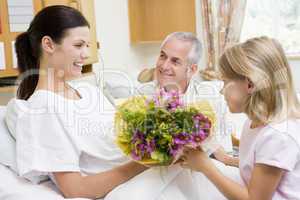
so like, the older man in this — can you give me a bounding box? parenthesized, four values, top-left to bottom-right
(138, 32, 222, 105)
(155, 32, 201, 92)
(137, 32, 238, 167)
(138, 32, 202, 101)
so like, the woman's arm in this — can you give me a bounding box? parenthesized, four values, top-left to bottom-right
(54, 161, 147, 199)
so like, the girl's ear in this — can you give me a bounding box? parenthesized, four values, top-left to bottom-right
(246, 78, 255, 94)
(41, 36, 56, 54)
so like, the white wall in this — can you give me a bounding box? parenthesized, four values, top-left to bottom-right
(290, 60, 300, 92)
(93, 0, 205, 82)
(93, 0, 157, 81)
(93, 0, 299, 91)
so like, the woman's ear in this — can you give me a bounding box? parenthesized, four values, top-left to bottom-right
(41, 36, 55, 54)
(246, 78, 255, 94)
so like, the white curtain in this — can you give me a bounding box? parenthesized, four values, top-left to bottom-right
(199, 0, 247, 80)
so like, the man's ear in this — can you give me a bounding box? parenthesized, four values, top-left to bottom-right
(41, 36, 56, 54)
(188, 64, 198, 76)
(246, 78, 255, 94)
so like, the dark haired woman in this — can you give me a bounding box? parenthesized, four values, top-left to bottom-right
(6, 5, 206, 200)
(6, 5, 149, 199)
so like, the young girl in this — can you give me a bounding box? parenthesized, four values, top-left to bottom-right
(181, 36, 300, 200)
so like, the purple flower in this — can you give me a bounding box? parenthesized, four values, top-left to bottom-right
(146, 139, 156, 153)
(190, 130, 209, 147)
(202, 121, 212, 129)
(193, 114, 212, 131)
(136, 143, 147, 154)
(193, 114, 205, 122)
(131, 151, 142, 160)
(153, 88, 184, 111)
(132, 130, 145, 143)
(173, 132, 192, 145)
(131, 130, 146, 160)
(167, 99, 183, 111)
(169, 143, 181, 156)
(131, 130, 158, 161)
(153, 96, 161, 107)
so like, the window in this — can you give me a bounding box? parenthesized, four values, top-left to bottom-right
(240, 0, 300, 58)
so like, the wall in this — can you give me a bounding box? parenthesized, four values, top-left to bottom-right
(93, 0, 204, 84)
(93, 0, 156, 82)
(290, 60, 300, 92)
(93, 0, 299, 91)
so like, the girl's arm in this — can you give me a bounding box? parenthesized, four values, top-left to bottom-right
(203, 163, 283, 200)
(213, 147, 239, 167)
(182, 148, 284, 200)
(247, 164, 284, 200)
(53, 161, 147, 199)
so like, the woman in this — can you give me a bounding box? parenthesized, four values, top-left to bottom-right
(7, 5, 208, 200)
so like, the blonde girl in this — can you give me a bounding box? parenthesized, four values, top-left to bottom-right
(181, 36, 300, 200)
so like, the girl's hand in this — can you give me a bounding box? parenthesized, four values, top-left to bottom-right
(212, 146, 228, 164)
(180, 146, 215, 174)
(213, 147, 239, 167)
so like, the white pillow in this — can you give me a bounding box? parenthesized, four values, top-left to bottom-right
(0, 106, 17, 171)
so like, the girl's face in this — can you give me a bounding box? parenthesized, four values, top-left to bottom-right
(220, 78, 251, 113)
(50, 26, 90, 80)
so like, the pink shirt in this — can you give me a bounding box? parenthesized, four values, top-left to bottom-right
(239, 119, 300, 199)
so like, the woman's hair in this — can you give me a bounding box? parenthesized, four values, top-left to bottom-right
(15, 5, 90, 100)
(219, 36, 300, 124)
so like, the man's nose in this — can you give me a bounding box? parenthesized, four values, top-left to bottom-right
(161, 59, 171, 70)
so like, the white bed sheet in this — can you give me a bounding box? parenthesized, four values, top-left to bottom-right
(0, 164, 92, 200)
(0, 161, 240, 200)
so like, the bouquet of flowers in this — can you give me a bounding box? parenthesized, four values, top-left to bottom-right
(115, 89, 216, 165)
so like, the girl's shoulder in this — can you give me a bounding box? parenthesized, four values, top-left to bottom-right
(258, 119, 300, 148)
(267, 119, 300, 136)
(252, 119, 300, 172)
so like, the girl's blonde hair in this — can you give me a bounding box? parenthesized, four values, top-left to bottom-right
(219, 36, 300, 124)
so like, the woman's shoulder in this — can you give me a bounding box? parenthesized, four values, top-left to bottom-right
(5, 90, 65, 121)
(5, 98, 28, 138)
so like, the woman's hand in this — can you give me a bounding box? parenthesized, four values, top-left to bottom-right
(180, 146, 215, 174)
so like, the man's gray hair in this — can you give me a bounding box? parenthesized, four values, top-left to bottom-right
(161, 32, 202, 65)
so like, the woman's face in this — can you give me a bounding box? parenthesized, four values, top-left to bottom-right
(220, 78, 250, 113)
(50, 26, 90, 80)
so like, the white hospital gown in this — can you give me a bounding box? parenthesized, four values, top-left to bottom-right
(8, 82, 236, 200)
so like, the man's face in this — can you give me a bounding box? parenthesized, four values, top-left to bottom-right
(156, 38, 195, 92)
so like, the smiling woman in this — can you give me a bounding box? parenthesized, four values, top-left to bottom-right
(15, 5, 91, 100)
(9, 5, 151, 199)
